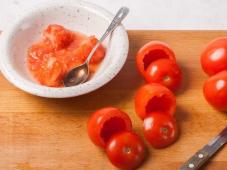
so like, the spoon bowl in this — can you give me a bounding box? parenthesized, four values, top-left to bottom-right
(63, 64, 89, 87)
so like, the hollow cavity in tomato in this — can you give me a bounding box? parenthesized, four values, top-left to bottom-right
(87, 107, 132, 148)
(201, 37, 227, 76)
(143, 112, 179, 149)
(203, 70, 227, 111)
(144, 58, 182, 91)
(136, 41, 176, 76)
(106, 131, 146, 170)
(135, 83, 176, 120)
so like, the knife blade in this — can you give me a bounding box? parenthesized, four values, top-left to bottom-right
(179, 126, 227, 170)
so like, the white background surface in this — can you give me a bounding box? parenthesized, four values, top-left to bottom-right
(1, 0, 227, 30)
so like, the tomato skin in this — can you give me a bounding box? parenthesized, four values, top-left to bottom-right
(135, 83, 176, 120)
(136, 41, 176, 76)
(203, 70, 227, 111)
(201, 37, 227, 76)
(143, 112, 178, 149)
(87, 107, 132, 148)
(106, 131, 146, 170)
(144, 59, 182, 91)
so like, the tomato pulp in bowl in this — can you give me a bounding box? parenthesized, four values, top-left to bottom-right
(27, 24, 106, 87)
(0, 1, 129, 98)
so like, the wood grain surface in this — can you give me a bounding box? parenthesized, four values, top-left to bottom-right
(0, 31, 227, 170)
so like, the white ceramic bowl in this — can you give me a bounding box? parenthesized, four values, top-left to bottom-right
(0, 0, 129, 98)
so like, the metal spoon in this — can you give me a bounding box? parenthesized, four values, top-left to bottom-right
(63, 7, 129, 87)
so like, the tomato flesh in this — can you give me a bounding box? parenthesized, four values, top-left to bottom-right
(144, 58, 182, 91)
(143, 112, 178, 149)
(203, 70, 227, 111)
(106, 131, 146, 170)
(136, 41, 176, 76)
(135, 83, 176, 120)
(87, 107, 132, 148)
(27, 24, 105, 87)
(201, 37, 227, 76)
(43, 24, 74, 50)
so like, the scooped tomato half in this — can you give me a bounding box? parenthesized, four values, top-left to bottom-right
(87, 107, 132, 148)
(106, 131, 146, 170)
(203, 70, 227, 111)
(135, 83, 176, 120)
(136, 41, 176, 76)
(201, 37, 227, 76)
(143, 112, 179, 149)
(144, 58, 182, 91)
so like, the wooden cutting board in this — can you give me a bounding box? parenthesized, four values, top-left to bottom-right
(0, 31, 226, 170)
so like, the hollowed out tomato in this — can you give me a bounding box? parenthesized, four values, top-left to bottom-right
(87, 107, 132, 148)
(136, 41, 176, 76)
(135, 83, 176, 120)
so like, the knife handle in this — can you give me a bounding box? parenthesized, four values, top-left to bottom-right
(179, 146, 210, 170)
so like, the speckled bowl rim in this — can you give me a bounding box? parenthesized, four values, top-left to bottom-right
(0, 0, 129, 98)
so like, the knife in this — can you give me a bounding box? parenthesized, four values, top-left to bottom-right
(179, 126, 227, 170)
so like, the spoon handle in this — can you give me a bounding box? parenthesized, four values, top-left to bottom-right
(85, 7, 129, 63)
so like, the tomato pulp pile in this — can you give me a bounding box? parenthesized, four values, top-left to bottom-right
(27, 24, 105, 87)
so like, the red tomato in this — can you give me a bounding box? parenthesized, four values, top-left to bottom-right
(143, 112, 179, 149)
(135, 83, 176, 120)
(136, 41, 176, 76)
(201, 37, 227, 76)
(87, 107, 132, 148)
(144, 58, 182, 91)
(106, 131, 146, 170)
(203, 70, 227, 111)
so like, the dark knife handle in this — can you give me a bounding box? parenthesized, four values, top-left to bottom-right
(179, 127, 227, 170)
(179, 146, 210, 170)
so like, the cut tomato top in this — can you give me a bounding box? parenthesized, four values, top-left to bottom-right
(144, 58, 182, 91)
(27, 24, 106, 87)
